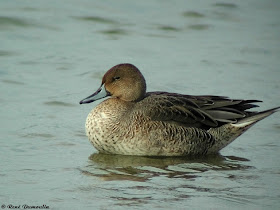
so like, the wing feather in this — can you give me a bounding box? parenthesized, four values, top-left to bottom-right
(139, 92, 261, 129)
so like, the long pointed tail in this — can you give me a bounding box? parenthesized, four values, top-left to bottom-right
(208, 106, 279, 153)
(232, 106, 280, 128)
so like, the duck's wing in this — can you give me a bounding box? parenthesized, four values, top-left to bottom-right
(141, 92, 261, 129)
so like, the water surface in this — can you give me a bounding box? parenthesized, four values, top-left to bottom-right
(1, 0, 280, 209)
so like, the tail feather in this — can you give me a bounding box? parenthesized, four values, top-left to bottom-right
(233, 106, 280, 128)
(208, 106, 279, 153)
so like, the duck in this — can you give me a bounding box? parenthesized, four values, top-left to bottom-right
(80, 63, 279, 156)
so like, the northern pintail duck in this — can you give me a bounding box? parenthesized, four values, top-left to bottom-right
(80, 63, 279, 156)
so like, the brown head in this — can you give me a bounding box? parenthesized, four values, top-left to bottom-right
(80, 63, 147, 104)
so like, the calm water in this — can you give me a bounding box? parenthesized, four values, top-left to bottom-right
(1, 0, 280, 209)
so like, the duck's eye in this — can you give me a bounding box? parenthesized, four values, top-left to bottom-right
(113, 76, 120, 81)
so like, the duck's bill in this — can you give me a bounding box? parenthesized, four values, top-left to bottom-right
(79, 84, 110, 104)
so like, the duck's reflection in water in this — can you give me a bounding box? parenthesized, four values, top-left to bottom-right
(80, 153, 252, 181)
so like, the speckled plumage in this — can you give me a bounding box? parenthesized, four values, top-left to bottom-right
(80, 63, 279, 156)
